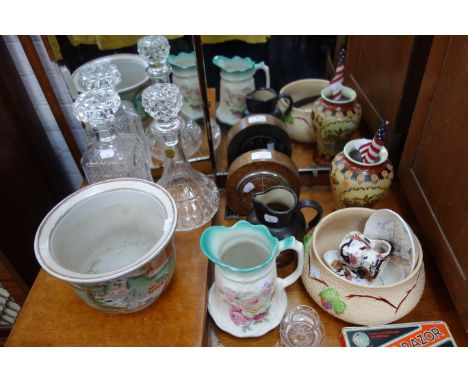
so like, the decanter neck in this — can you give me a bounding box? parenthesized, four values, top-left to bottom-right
(150, 115, 184, 136)
(86, 122, 117, 143)
(146, 63, 172, 84)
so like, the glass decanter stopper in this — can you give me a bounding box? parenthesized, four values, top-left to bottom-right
(142, 83, 219, 231)
(78, 62, 148, 155)
(137, 35, 172, 84)
(138, 35, 202, 160)
(73, 89, 153, 184)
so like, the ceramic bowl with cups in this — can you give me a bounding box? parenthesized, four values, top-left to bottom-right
(34, 179, 177, 313)
(301, 207, 425, 325)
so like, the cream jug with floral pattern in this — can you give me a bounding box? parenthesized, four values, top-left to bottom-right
(167, 52, 203, 120)
(200, 220, 303, 337)
(212, 56, 270, 126)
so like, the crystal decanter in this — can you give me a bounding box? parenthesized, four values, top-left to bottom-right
(73, 89, 153, 184)
(79, 62, 148, 153)
(137, 35, 202, 160)
(142, 83, 219, 231)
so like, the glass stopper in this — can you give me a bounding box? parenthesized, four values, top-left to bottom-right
(279, 305, 324, 347)
(137, 35, 170, 67)
(73, 89, 121, 124)
(79, 62, 121, 90)
(141, 83, 183, 123)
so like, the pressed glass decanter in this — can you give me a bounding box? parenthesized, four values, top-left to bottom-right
(79, 62, 148, 152)
(73, 88, 153, 184)
(137, 35, 202, 160)
(142, 83, 219, 231)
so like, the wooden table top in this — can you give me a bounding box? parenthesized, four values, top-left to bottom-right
(6, 225, 210, 346)
(6, 184, 468, 346)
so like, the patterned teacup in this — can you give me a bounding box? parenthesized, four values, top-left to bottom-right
(339, 231, 392, 280)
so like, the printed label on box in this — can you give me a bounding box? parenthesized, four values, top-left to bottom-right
(339, 321, 457, 347)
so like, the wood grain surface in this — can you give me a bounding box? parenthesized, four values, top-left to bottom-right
(399, 36, 468, 330)
(6, 225, 210, 346)
(205, 186, 468, 346)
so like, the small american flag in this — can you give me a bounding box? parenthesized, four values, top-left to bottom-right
(359, 121, 389, 163)
(330, 48, 346, 100)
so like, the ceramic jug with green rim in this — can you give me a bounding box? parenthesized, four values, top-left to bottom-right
(200, 220, 303, 337)
(212, 56, 270, 126)
(167, 52, 203, 121)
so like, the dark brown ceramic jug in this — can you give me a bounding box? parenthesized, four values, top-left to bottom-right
(247, 186, 322, 267)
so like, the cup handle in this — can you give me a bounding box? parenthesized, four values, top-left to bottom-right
(297, 200, 323, 233)
(276, 236, 304, 290)
(254, 62, 270, 88)
(277, 93, 293, 117)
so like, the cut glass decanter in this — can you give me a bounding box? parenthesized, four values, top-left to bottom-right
(73, 89, 153, 184)
(142, 83, 219, 231)
(138, 35, 202, 160)
(78, 62, 148, 156)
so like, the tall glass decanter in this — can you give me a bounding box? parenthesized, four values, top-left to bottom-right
(138, 35, 202, 160)
(79, 61, 147, 149)
(142, 83, 219, 231)
(73, 89, 153, 184)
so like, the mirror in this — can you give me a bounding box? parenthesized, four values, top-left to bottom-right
(52, 35, 214, 175)
(191, 36, 341, 186)
(51, 36, 343, 184)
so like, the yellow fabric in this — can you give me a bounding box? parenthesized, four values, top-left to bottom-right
(66, 35, 269, 51)
(45, 36, 63, 61)
(200, 35, 269, 44)
(67, 35, 146, 50)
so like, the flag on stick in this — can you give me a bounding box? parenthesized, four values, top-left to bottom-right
(330, 48, 346, 100)
(358, 121, 389, 163)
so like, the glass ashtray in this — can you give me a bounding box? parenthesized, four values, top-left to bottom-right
(280, 305, 324, 347)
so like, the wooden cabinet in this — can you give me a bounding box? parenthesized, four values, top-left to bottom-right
(399, 36, 468, 330)
(346, 36, 432, 165)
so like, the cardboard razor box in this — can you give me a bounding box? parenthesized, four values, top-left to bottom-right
(340, 321, 457, 347)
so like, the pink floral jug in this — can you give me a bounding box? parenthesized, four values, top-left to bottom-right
(200, 221, 303, 337)
(212, 56, 270, 126)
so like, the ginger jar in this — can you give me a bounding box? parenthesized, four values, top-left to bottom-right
(330, 139, 394, 208)
(311, 86, 362, 165)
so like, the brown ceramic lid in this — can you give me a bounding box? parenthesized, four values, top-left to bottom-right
(226, 149, 300, 215)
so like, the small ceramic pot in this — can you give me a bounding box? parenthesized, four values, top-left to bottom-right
(301, 208, 425, 326)
(333, 231, 392, 280)
(34, 179, 177, 313)
(330, 139, 394, 208)
(279, 79, 330, 143)
(311, 86, 362, 164)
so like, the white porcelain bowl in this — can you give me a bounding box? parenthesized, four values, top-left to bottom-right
(72, 54, 149, 97)
(35, 179, 177, 313)
(302, 208, 425, 325)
